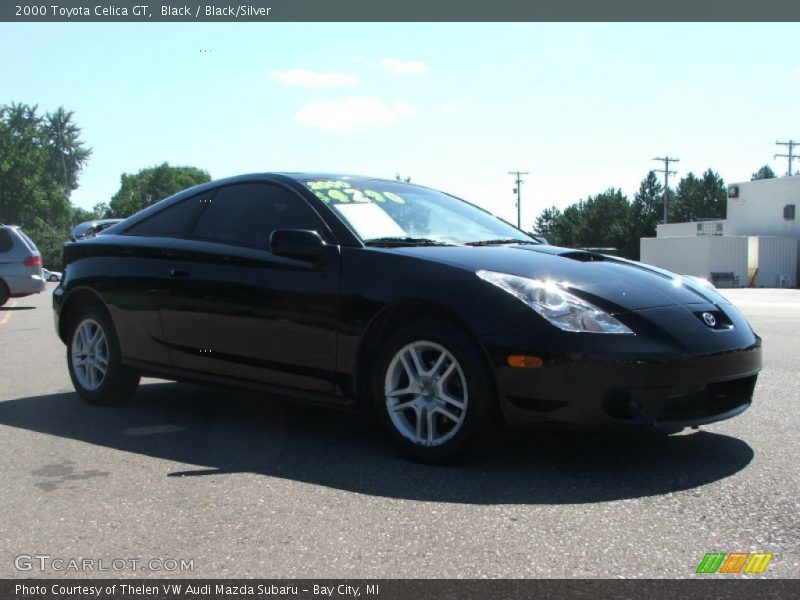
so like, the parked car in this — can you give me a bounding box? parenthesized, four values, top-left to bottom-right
(53, 174, 763, 462)
(42, 268, 62, 282)
(0, 224, 45, 306)
(69, 219, 123, 242)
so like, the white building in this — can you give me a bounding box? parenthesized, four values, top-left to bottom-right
(640, 176, 799, 288)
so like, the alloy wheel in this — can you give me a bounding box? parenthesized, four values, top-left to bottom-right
(384, 340, 468, 447)
(71, 318, 109, 391)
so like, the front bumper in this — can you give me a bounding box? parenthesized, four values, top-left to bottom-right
(486, 338, 762, 429)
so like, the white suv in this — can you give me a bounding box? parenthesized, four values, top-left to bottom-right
(0, 224, 46, 306)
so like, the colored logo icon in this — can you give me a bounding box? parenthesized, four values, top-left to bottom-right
(696, 552, 773, 574)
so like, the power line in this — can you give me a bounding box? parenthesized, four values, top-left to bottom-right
(653, 156, 679, 224)
(774, 140, 798, 177)
(508, 170, 529, 229)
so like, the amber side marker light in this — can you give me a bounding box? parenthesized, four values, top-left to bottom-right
(507, 355, 543, 368)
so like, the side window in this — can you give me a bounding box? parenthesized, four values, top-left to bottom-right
(189, 183, 325, 249)
(125, 196, 206, 238)
(0, 230, 13, 253)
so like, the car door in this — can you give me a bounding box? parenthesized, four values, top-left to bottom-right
(104, 194, 209, 367)
(160, 181, 340, 394)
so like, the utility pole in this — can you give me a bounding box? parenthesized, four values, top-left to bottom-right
(774, 140, 798, 176)
(508, 170, 529, 229)
(653, 156, 679, 224)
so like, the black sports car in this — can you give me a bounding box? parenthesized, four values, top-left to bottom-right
(53, 173, 762, 462)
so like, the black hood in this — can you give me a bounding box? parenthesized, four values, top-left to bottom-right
(378, 244, 724, 313)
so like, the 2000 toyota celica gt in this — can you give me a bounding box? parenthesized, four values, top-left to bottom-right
(53, 173, 762, 462)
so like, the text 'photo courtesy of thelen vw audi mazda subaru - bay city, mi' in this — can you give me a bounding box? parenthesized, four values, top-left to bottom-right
(52, 173, 762, 462)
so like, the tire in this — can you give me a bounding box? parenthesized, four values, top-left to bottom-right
(0, 281, 9, 307)
(67, 305, 139, 405)
(371, 319, 497, 463)
(49, 275, 58, 282)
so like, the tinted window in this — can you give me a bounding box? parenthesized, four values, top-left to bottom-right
(126, 196, 205, 238)
(0, 230, 12, 253)
(190, 183, 323, 248)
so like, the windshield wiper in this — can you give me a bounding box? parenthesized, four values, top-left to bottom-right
(364, 237, 454, 247)
(465, 238, 539, 246)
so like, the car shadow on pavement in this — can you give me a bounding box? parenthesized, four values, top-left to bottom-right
(0, 382, 754, 505)
(0, 306, 36, 311)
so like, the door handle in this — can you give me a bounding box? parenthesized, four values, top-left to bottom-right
(169, 269, 191, 278)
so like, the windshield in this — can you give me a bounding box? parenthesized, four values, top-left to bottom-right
(300, 178, 537, 246)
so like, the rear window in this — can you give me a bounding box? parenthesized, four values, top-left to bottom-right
(0, 229, 12, 253)
(15, 229, 40, 253)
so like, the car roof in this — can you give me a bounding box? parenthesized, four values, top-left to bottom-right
(203, 172, 400, 186)
(277, 172, 390, 182)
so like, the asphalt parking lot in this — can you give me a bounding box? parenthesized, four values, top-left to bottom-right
(0, 284, 798, 578)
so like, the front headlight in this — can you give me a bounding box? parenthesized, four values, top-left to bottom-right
(476, 270, 633, 334)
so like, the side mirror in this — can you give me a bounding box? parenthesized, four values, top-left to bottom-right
(269, 229, 326, 263)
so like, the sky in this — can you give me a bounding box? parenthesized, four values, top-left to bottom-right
(1, 22, 799, 228)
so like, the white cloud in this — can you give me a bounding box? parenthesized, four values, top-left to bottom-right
(293, 96, 418, 132)
(351, 55, 365, 63)
(440, 100, 464, 118)
(795, 65, 800, 75)
(269, 69, 358, 87)
(392, 100, 418, 119)
(379, 58, 430, 76)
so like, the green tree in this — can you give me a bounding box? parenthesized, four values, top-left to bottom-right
(0, 102, 91, 268)
(554, 204, 586, 248)
(70, 203, 110, 224)
(751, 165, 776, 181)
(533, 190, 632, 255)
(671, 169, 726, 222)
(578, 188, 631, 252)
(109, 162, 211, 217)
(697, 169, 727, 219)
(672, 172, 701, 222)
(45, 106, 92, 192)
(629, 171, 664, 258)
(533, 206, 562, 242)
(91, 202, 111, 219)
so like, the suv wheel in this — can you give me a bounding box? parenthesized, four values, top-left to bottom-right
(0, 281, 9, 307)
(67, 306, 139, 405)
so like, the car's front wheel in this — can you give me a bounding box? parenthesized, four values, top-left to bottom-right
(371, 320, 496, 463)
(67, 306, 139, 405)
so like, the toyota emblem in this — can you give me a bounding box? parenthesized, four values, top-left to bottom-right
(702, 312, 717, 328)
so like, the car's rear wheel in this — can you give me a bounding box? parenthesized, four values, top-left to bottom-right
(67, 306, 139, 405)
(0, 281, 9, 307)
(371, 320, 496, 463)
